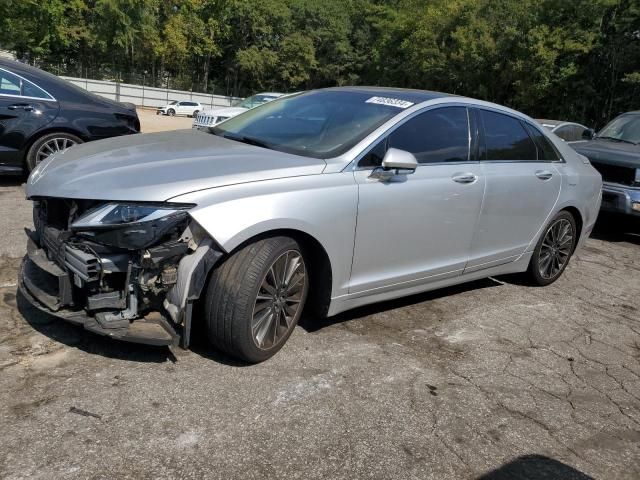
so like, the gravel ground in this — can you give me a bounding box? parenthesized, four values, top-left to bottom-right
(0, 117, 638, 479)
(138, 108, 194, 133)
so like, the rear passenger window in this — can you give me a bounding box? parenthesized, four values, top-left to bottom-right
(22, 80, 50, 99)
(0, 69, 22, 95)
(525, 123, 561, 161)
(481, 110, 537, 161)
(0, 68, 51, 99)
(388, 106, 470, 164)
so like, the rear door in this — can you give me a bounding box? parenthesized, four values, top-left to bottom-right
(0, 67, 59, 171)
(466, 109, 561, 272)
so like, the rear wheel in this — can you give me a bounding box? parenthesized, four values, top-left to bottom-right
(192, 110, 199, 118)
(527, 211, 577, 286)
(204, 236, 309, 362)
(26, 132, 82, 171)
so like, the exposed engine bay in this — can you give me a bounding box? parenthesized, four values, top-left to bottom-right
(20, 197, 221, 346)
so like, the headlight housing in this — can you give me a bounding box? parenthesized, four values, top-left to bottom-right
(71, 203, 193, 250)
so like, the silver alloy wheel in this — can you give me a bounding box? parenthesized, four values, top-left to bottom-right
(36, 137, 77, 164)
(251, 250, 307, 350)
(538, 218, 574, 279)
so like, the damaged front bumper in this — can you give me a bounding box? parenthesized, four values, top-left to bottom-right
(19, 219, 222, 348)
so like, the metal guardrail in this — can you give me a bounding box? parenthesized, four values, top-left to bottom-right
(60, 76, 241, 109)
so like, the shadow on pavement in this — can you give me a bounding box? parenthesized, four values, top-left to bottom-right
(591, 212, 640, 246)
(16, 288, 251, 366)
(300, 277, 502, 333)
(477, 454, 594, 480)
(16, 289, 177, 363)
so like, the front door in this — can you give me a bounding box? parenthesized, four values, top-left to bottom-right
(466, 109, 562, 271)
(349, 106, 485, 294)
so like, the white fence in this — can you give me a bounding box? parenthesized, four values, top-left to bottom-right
(60, 76, 240, 108)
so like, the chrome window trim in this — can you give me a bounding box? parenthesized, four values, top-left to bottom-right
(352, 102, 478, 171)
(0, 67, 56, 102)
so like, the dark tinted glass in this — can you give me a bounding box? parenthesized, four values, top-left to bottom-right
(525, 123, 561, 161)
(481, 110, 537, 161)
(0, 69, 21, 95)
(0, 69, 50, 99)
(21, 80, 50, 99)
(359, 139, 387, 167)
(388, 107, 470, 164)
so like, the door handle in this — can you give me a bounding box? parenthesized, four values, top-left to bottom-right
(451, 173, 478, 184)
(535, 170, 553, 180)
(8, 104, 34, 111)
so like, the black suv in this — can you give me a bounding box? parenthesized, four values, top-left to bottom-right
(0, 59, 140, 173)
(574, 112, 640, 217)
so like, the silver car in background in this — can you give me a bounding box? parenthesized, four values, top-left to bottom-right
(537, 119, 591, 143)
(20, 87, 602, 362)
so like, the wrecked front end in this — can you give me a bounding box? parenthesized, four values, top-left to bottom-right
(19, 198, 221, 347)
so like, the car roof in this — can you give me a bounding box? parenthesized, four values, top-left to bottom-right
(323, 86, 452, 104)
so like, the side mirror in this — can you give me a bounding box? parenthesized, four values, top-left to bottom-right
(369, 148, 418, 181)
(582, 128, 595, 140)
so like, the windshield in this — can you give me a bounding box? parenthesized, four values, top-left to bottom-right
(212, 90, 412, 159)
(234, 94, 279, 109)
(597, 114, 640, 144)
(169, 101, 178, 105)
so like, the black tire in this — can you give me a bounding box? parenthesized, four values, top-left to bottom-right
(527, 211, 577, 286)
(204, 236, 309, 363)
(26, 132, 82, 172)
(167, 108, 176, 116)
(192, 110, 199, 118)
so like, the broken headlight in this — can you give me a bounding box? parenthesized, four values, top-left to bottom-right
(71, 203, 193, 250)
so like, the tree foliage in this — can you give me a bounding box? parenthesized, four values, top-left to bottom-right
(0, 0, 638, 126)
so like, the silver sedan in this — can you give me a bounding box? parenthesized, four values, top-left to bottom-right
(21, 87, 602, 362)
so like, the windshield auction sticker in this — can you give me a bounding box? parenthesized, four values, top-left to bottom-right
(365, 96, 415, 109)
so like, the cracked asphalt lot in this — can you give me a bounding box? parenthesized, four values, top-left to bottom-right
(0, 174, 639, 479)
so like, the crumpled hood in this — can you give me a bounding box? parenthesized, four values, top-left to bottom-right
(199, 106, 246, 118)
(26, 130, 326, 202)
(573, 139, 640, 168)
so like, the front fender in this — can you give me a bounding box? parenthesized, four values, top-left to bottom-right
(171, 173, 358, 298)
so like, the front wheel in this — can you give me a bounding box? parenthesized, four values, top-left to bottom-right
(527, 211, 577, 286)
(204, 236, 309, 362)
(167, 108, 175, 116)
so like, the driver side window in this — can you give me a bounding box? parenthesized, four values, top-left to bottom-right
(358, 106, 471, 167)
